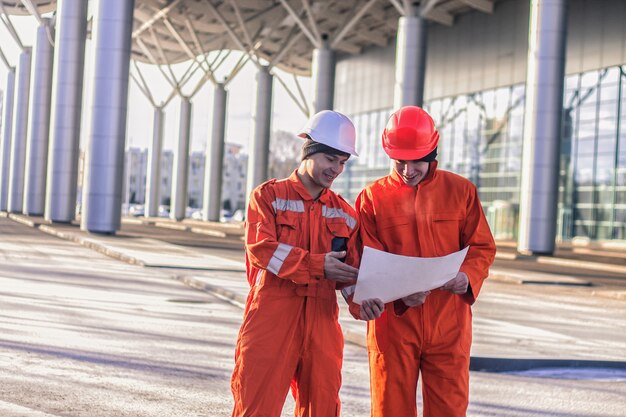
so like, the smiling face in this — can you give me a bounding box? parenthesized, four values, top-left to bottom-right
(298, 152, 349, 197)
(393, 159, 430, 187)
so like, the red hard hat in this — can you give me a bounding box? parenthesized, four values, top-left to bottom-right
(382, 106, 439, 160)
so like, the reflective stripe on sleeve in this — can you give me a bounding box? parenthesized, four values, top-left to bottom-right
(267, 243, 293, 275)
(322, 206, 356, 230)
(272, 198, 305, 213)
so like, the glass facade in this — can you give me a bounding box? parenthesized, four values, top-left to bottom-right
(561, 66, 626, 240)
(336, 64, 626, 241)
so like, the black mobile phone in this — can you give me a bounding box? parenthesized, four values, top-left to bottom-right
(331, 237, 347, 262)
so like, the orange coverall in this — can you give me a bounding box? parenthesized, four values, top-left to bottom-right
(231, 170, 359, 417)
(354, 162, 495, 417)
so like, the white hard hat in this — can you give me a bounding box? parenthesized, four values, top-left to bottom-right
(297, 110, 358, 157)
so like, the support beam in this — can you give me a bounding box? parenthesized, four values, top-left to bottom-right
(205, 0, 261, 69)
(269, 27, 303, 67)
(277, 0, 320, 47)
(136, 38, 178, 91)
(0, 5, 25, 50)
(184, 16, 218, 85)
(203, 83, 227, 222)
(0, 68, 15, 211)
(459, 0, 494, 14)
(24, 19, 55, 216)
(311, 42, 335, 112)
(145, 106, 164, 218)
(45, 0, 89, 222)
(149, 27, 181, 90)
(420, 0, 440, 16)
(170, 97, 191, 221)
(20, 0, 54, 45)
(130, 61, 156, 106)
(423, 7, 453, 26)
(331, 0, 378, 49)
(393, 14, 427, 108)
(301, 0, 322, 46)
(518, 0, 569, 255)
(273, 73, 308, 117)
(388, 0, 405, 15)
(132, 0, 183, 38)
(246, 66, 273, 203)
(81, 0, 135, 233)
(230, 0, 255, 53)
(0, 45, 10, 69)
(7, 48, 32, 213)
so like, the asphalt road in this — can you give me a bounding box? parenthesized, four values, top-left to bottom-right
(1, 218, 626, 417)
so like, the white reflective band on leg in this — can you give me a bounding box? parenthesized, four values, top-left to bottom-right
(267, 243, 293, 275)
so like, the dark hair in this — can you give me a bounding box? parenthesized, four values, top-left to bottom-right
(301, 138, 350, 161)
(417, 147, 437, 162)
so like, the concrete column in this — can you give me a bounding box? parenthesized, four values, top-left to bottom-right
(7, 49, 32, 213)
(81, 0, 135, 233)
(518, 0, 568, 255)
(145, 106, 164, 218)
(393, 13, 428, 108)
(311, 41, 335, 112)
(45, 0, 88, 223)
(24, 20, 55, 216)
(0, 69, 15, 211)
(246, 67, 273, 202)
(203, 83, 227, 222)
(170, 97, 191, 221)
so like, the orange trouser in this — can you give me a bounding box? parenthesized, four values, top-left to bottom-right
(231, 285, 343, 417)
(368, 292, 471, 417)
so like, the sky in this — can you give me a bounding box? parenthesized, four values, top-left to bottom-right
(0, 12, 311, 154)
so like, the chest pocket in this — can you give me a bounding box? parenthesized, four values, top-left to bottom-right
(431, 211, 463, 255)
(325, 219, 350, 238)
(276, 213, 301, 246)
(377, 214, 411, 230)
(325, 219, 351, 253)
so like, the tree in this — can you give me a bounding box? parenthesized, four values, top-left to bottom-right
(268, 130, 301, 179)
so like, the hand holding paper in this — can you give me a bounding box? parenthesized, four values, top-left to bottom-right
(352, 246, 470, 304)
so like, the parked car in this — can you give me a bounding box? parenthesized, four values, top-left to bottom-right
(158, 205, 170, 218)
(232, 209, 245, 222)
(129, 204, 145, 217)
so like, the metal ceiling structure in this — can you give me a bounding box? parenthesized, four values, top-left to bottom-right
(1, 0, 497, 76)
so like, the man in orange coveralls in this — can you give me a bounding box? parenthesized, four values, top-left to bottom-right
(350, 106, 496, 417)
(231, 110, 361, 417)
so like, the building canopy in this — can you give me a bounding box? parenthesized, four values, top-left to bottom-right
(1, 0, 497, 75)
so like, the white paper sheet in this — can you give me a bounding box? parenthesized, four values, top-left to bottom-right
(352, 246, 470, 304)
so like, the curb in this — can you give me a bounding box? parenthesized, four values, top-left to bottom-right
(591, 289, 626, 301)
(178, 275, 368, 347)
(489, 269, 592, 286)
(4, 214, 625, 373)
(176, 275, 246, 308)
(8, 213, 38, 227)
(178, 275, 626, 373)
(4, 214, 623, 301)
(39, 224, 147, 267)
(495, 250, 626, 275)
(469, 357, 626, 372)
(17, 217, 148, 267)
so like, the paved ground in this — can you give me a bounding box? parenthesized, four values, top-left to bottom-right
(0, 219, 371, 416)
(1, 214, 626, 416)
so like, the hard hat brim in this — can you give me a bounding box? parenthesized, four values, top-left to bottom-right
(384, 147, 432, 161)
(297, 129, 358, 156)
